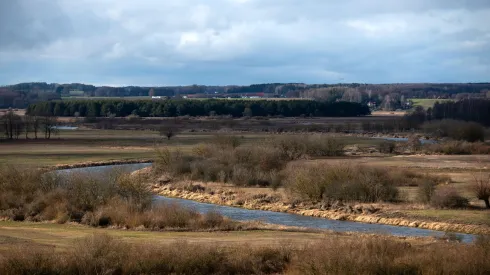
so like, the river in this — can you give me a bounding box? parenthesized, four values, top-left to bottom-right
(57, 163, 475, 243)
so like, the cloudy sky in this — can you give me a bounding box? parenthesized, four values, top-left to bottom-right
(0, 0, 489, 86)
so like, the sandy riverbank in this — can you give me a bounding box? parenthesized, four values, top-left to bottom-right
(153, 182, 490, 235)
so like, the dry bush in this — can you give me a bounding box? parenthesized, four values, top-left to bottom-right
(416, 180, 437, 203)
(431, 187, 469, 209)
(65, 234, 129, 275)
(407, 135, 422, 151)
(0, 234, 291, 275)
(471, 172, 490, 209)
(3, 234, 490, 275)
(271, 135, 344, 160)
(153, 135, 345, 187)
(211, 134, 242, 149)
(286, 164, 448, 204)
(115, 173, 153, 210)
(388, 170, 450, 187)
(288, 236, 490, 275)
(378, 140, 396, 154)
(285, 164, 399, 203)
(81, 199, 239, 231)
(0, 164, 233, 231)
(0, 245, 60, 275)
(157, 140, 288, 187)
(153, 148, 193, 176)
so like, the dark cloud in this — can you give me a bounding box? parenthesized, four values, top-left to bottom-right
(0, 0, 71, 49)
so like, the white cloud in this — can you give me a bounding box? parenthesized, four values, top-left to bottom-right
(0, 0, 489, 85)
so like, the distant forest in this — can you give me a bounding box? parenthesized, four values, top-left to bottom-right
(26, 100, 370, 118)
(430, 99, 490, 126)
(2, 82, 490, 110)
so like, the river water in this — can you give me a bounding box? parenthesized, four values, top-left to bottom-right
(57, 163, 475, 243)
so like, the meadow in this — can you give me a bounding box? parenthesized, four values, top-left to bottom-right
(1, 109, 490, 274)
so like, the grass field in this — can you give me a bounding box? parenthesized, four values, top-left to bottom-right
(0, 221, 328, 254)
(61, 96, 151, 100)
(0, 129, 384, 167)
(411, 98, 453, 109)
(61, 96, 309, 101)
(402, 209, 490, 226)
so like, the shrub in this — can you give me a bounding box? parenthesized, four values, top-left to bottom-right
(379, 141, 396, 154)
(3, 234, 490, 275)
(290, 236, 490, 274)
(211, 135, 242, 149)
(153, 148, 193, 176)
(417, 180, 436, 203)
(285, 164, 399, 203)
(471, 172, 490, 209)
(156, 140, 288, 187)
(430, 187, 469, 209)
(407, 135, 422, 151)
(0, 246, 59, 275)
(0, 234, 292, 275)
(271, 135, 344, 160)
(115, 173, 153, 210)
(159, 125, 178, 140)
(0, 164, 238, 231)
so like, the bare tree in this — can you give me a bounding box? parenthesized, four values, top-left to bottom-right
(159, 126, 177, 140)
(23, 115, 33, 139)
(32, 116, 41, 139)
(0, 109, 22, 140)
(42, 116, 58, 139)
(472, 171, 490, 209)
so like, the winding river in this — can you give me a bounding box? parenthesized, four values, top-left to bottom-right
(58, 163, 475, 243)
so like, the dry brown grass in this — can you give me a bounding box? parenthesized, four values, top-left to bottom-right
(0, 233, 292, 275)
(1, 233, 490, 275)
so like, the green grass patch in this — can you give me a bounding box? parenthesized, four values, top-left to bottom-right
(411, 98, 454, 109)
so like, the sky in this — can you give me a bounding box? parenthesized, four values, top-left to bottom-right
(0, 0, 489, 86)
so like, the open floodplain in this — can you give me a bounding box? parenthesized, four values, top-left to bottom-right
(1, 117, 490, 274)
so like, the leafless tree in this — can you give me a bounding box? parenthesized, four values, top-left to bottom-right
(42, 116, 58, 139)
(159, 126, 178, 140)
(472, 171, 490, 209)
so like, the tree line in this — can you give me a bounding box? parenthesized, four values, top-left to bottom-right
(429, 99, 490, 126)
(26, 100, 371, 118)
(4, 82, 490, 108)
(0, 110, 58, 140)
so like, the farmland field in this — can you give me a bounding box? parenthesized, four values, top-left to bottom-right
(411, 98, 453, 109)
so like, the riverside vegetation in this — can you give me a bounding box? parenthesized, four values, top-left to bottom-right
(0, 165, 248, 231)
(153, 135, 465, 207)
(150, 134, 490, 235)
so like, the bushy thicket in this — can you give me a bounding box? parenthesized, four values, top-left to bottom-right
(285, 164, 449, 203)
(2, 234, 490, 275)
(154, 135, 344, 187)
(422, 119, 485, 142)
(430, 187, 469, 209)
(26, 99, 370, 118)
(0, 165, 237, 230)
